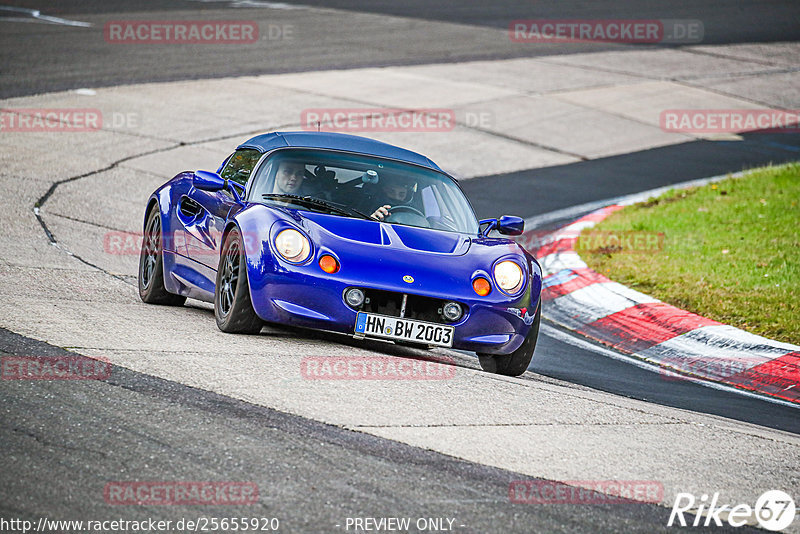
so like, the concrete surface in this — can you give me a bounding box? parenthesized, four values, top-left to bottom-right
(2, 43, 799, 528)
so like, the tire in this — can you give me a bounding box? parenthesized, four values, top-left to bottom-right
(214, 227, 263, 334)
(478, 301, 541, 377)
(138, 207, 186, 306)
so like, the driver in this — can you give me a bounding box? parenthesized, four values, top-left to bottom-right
(367, 177, 416, 221)
(272, 160, 306, 195)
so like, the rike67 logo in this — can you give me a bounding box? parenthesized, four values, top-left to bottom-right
(669, 490, 795, 531)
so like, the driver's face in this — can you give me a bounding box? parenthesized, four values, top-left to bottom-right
(275, 162, 305, 194)
(384, 183, 411, 202)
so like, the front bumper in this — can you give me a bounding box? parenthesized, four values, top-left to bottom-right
(235, 211, 543, 355)
(248, 273, 537, 355)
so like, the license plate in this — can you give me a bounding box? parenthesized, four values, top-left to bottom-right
(355, 312, 454, 348)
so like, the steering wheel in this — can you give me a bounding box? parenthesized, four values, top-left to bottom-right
(386, 205, 429, 227)
(388, 205, 425, 218)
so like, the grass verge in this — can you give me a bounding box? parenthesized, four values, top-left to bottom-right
(580, 162, 799, 345)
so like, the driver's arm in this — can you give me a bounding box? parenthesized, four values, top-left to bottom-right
(370, 204, 391, 221)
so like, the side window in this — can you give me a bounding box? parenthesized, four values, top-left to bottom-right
(220, 149, 262, 186)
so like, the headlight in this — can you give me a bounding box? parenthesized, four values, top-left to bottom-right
(494, 261, 524, 293)
(274, 229, 311, 263)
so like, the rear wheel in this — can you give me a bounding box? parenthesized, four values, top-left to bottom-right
(478, 301, 541, 377)
(214, 228, 263, 334)
(138, 207, 186, 306)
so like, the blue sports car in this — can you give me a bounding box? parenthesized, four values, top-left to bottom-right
(138, 131, 542, 376)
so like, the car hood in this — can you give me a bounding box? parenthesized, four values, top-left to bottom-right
(298, 211, 472, 256)
(236, 204, 536, 303)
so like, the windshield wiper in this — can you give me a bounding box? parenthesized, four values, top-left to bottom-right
(261, 194, 372, 220)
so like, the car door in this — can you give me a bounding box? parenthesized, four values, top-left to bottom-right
(181, 148, 261, 269)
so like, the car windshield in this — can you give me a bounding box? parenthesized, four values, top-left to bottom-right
(248, 148, 479, 235)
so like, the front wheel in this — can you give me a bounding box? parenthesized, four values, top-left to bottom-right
(214, 227, 263, 334)
(478, 301, 541, 377)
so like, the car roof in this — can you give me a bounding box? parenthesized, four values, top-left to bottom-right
(237, 131, 443, 172)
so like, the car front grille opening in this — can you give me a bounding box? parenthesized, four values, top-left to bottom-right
(348, 288, 463, 324)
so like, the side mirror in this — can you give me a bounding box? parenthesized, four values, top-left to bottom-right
(497, 215, 524, 236)
(478, 215, 524, 237)
(193, 170, 225, 192)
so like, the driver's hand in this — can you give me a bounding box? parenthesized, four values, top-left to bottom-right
(370, 204, 391, 221)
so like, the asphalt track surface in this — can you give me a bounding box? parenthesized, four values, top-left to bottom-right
(462, 132, 800, 221)
(1, 1, 799, 532)
(2, 0, 800, 98)
(3, 327, 737, 534)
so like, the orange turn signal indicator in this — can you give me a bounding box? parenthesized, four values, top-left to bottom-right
(472, 277, 491, 296)
(319, 254, 340, 274)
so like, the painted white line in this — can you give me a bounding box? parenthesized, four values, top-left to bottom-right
(539, 251, 587, 276)
(549, 281, 659, 323)
(540, 324, 800, 410)
(528, 170, 798, 408)
(637, 325, 799, 369)
(524, 171, 745, 230)
(232, 1, 307, 7)
(187, 0, 308, 8)
(0, 6, 91, 27)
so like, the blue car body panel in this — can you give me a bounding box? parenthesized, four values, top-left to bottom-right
(145, 132, 541, 355)
(236, 131, 443, 171)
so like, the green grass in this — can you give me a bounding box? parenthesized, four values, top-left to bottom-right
(580, 162, 800, 344)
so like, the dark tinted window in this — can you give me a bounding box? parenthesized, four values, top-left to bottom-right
(220, 148, 262, 186)
(250, 149, 479, 235)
